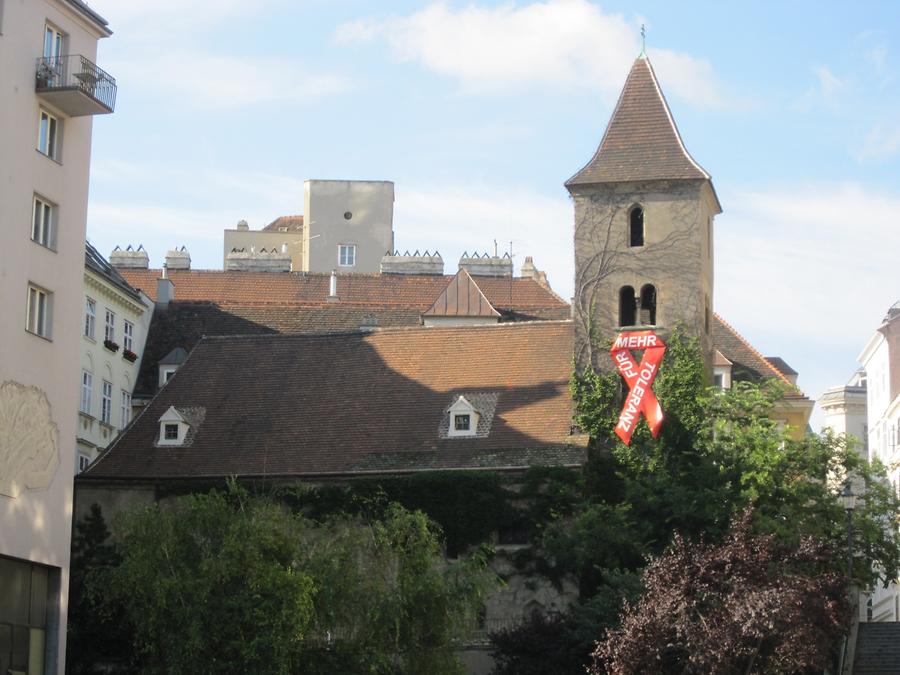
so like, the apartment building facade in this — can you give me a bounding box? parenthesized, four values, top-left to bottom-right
(0, 1, 114, 672)
(78, 244, 151, 473)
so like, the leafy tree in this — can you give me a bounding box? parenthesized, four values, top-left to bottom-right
(591, 510, 848, 675)
(491, 328, 900, 673)
(95, 483, 492, 675)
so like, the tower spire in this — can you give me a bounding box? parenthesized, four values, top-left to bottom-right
(639, 24, 646, 58)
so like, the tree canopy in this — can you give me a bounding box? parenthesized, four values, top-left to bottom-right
(71, 483, 492, 675)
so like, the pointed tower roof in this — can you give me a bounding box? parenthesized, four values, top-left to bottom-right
(423, 268, 501, 318)
(567, 56, 712, 187)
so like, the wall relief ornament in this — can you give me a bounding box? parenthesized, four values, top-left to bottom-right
(0, 381, 60, 498)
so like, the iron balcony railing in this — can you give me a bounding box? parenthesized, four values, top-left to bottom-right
(35, 54, 117, 113)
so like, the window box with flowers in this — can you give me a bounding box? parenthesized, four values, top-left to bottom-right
(103, 339, 119, 353)
(123, 348, 138, 363)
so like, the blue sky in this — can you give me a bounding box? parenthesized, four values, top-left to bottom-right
(85, 0, 900, 427)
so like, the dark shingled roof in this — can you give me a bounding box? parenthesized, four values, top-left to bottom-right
(83, 322, 585, 480)
(567, 56, 711, 187)
(85, 242, 144, 304)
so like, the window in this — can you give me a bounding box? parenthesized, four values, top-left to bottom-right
(104, 309, 115, 342)
(80, 370, 92, 414)
(714, 373, 724, 389)
(158, 406, 189, 445)
(629, 206, 644, 247)
(447, 395, 479, 438)
(639, 284, 656, 325)
(121, 391, 132, 427)
(704, 295, 710, 334)
(78, 454, 90, 473)
(0, 557, 52, 675)
(123, 320, 134, 352)
(164, 424, 179, 440)
(454, 414, 471, 431)
(26, 284, 51, 338)
(43, 23, 64, 60)
(338, 244, 356, 267)
(101, 381, 112, 424)
(37, 109, 59, 160)
(163, 368, 176, 383)
(31, 195, 55, 248)
(84, 298, 96, 339)
(618, 286, 636, 327)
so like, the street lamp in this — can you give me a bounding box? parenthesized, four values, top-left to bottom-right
(840, 481, 856, 583)
(838, 481, 857, 674)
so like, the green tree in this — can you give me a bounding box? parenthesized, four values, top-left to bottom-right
(97, 483, 492, 675)
(491, 328, 900, 674)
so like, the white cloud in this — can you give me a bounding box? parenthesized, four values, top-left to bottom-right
(106, 51, 348, 109)
(856, 119, 900, 161)
(335, 0, 728, 108)
(793, 65, 844, 112)
(716, 183, 900, 415)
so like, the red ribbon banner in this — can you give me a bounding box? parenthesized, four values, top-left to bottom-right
(610, 330, 667, 445)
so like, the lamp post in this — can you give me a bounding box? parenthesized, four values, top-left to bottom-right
(838, 481, 857, 675)
(840, 481, 857, 583)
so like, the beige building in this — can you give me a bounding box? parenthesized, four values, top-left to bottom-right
(0, 1, 114, 673)
(78, 243, 151, 473)
(223, 180, 394, 274)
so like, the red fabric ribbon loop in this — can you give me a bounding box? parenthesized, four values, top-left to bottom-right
(609, 330, 667, 445)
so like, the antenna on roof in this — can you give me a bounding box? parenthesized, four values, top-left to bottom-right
(639, 24, 646, 58)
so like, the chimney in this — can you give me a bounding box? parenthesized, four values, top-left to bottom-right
(520, 256, 537, 279)
(157, 266, 175, 310)
(326, 269, 339, 302)
(380, 250, 444, 275)
(458, 252, 513, 277)
(165, 246, 191, 270)
(109, 245, 149, 269)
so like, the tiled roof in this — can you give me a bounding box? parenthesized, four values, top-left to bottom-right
(712, 314, 806, 396)
(263, 215, 304, 232)
(423, 268, 500, 318)
(567, 57, 711, 187)
(85, 242, 145, 304)
(118, 269, 568, 310)
(83, 322, 584, 480)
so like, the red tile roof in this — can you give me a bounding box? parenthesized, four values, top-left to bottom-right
(263, 215, 304, 232)
(567, 57, 712, 186)
(83, 322, 584, 480)
(118, 268, 569, 310)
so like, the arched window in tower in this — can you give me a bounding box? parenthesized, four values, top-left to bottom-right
(640, 284, 657, 325)
(629, 206, 644, 247)
(619, 286, 636, 327)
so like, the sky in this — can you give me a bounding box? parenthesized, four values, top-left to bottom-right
(83, 0, 900, 428)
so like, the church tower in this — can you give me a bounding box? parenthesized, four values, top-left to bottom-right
(567, 54, 721, 370)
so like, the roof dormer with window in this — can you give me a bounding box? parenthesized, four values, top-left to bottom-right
(157, 406, 189, 446)
(447, 396, 479, 438)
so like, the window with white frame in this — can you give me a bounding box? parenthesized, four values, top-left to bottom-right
(26, 284, 52, 338)
(447, 395, 479, 438)
(121, 390, 132, 427)
(37, 109, 60, 160)
(158, 406, 190, 446)
(78, 454, 90, 473)
(101, 381, 112, 424)
(80, 370, 92, 414)
(123, 320, 134, 352)
(32, 195, 55, 248)
(105, 309, 115, 342)
(43, 23, 64, 60)
(84, 297, 96, 339)
(338, 244, 356, 267)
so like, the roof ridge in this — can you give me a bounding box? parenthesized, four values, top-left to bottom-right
(713, 313, 794, 388)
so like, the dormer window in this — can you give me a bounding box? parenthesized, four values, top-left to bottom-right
(158, 406, 189, 446)
(447, 396, 479, 438)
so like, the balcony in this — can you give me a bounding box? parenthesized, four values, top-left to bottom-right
(35, 55, 116, 116)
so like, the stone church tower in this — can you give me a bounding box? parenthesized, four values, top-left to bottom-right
(567, 55, 721, 371)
